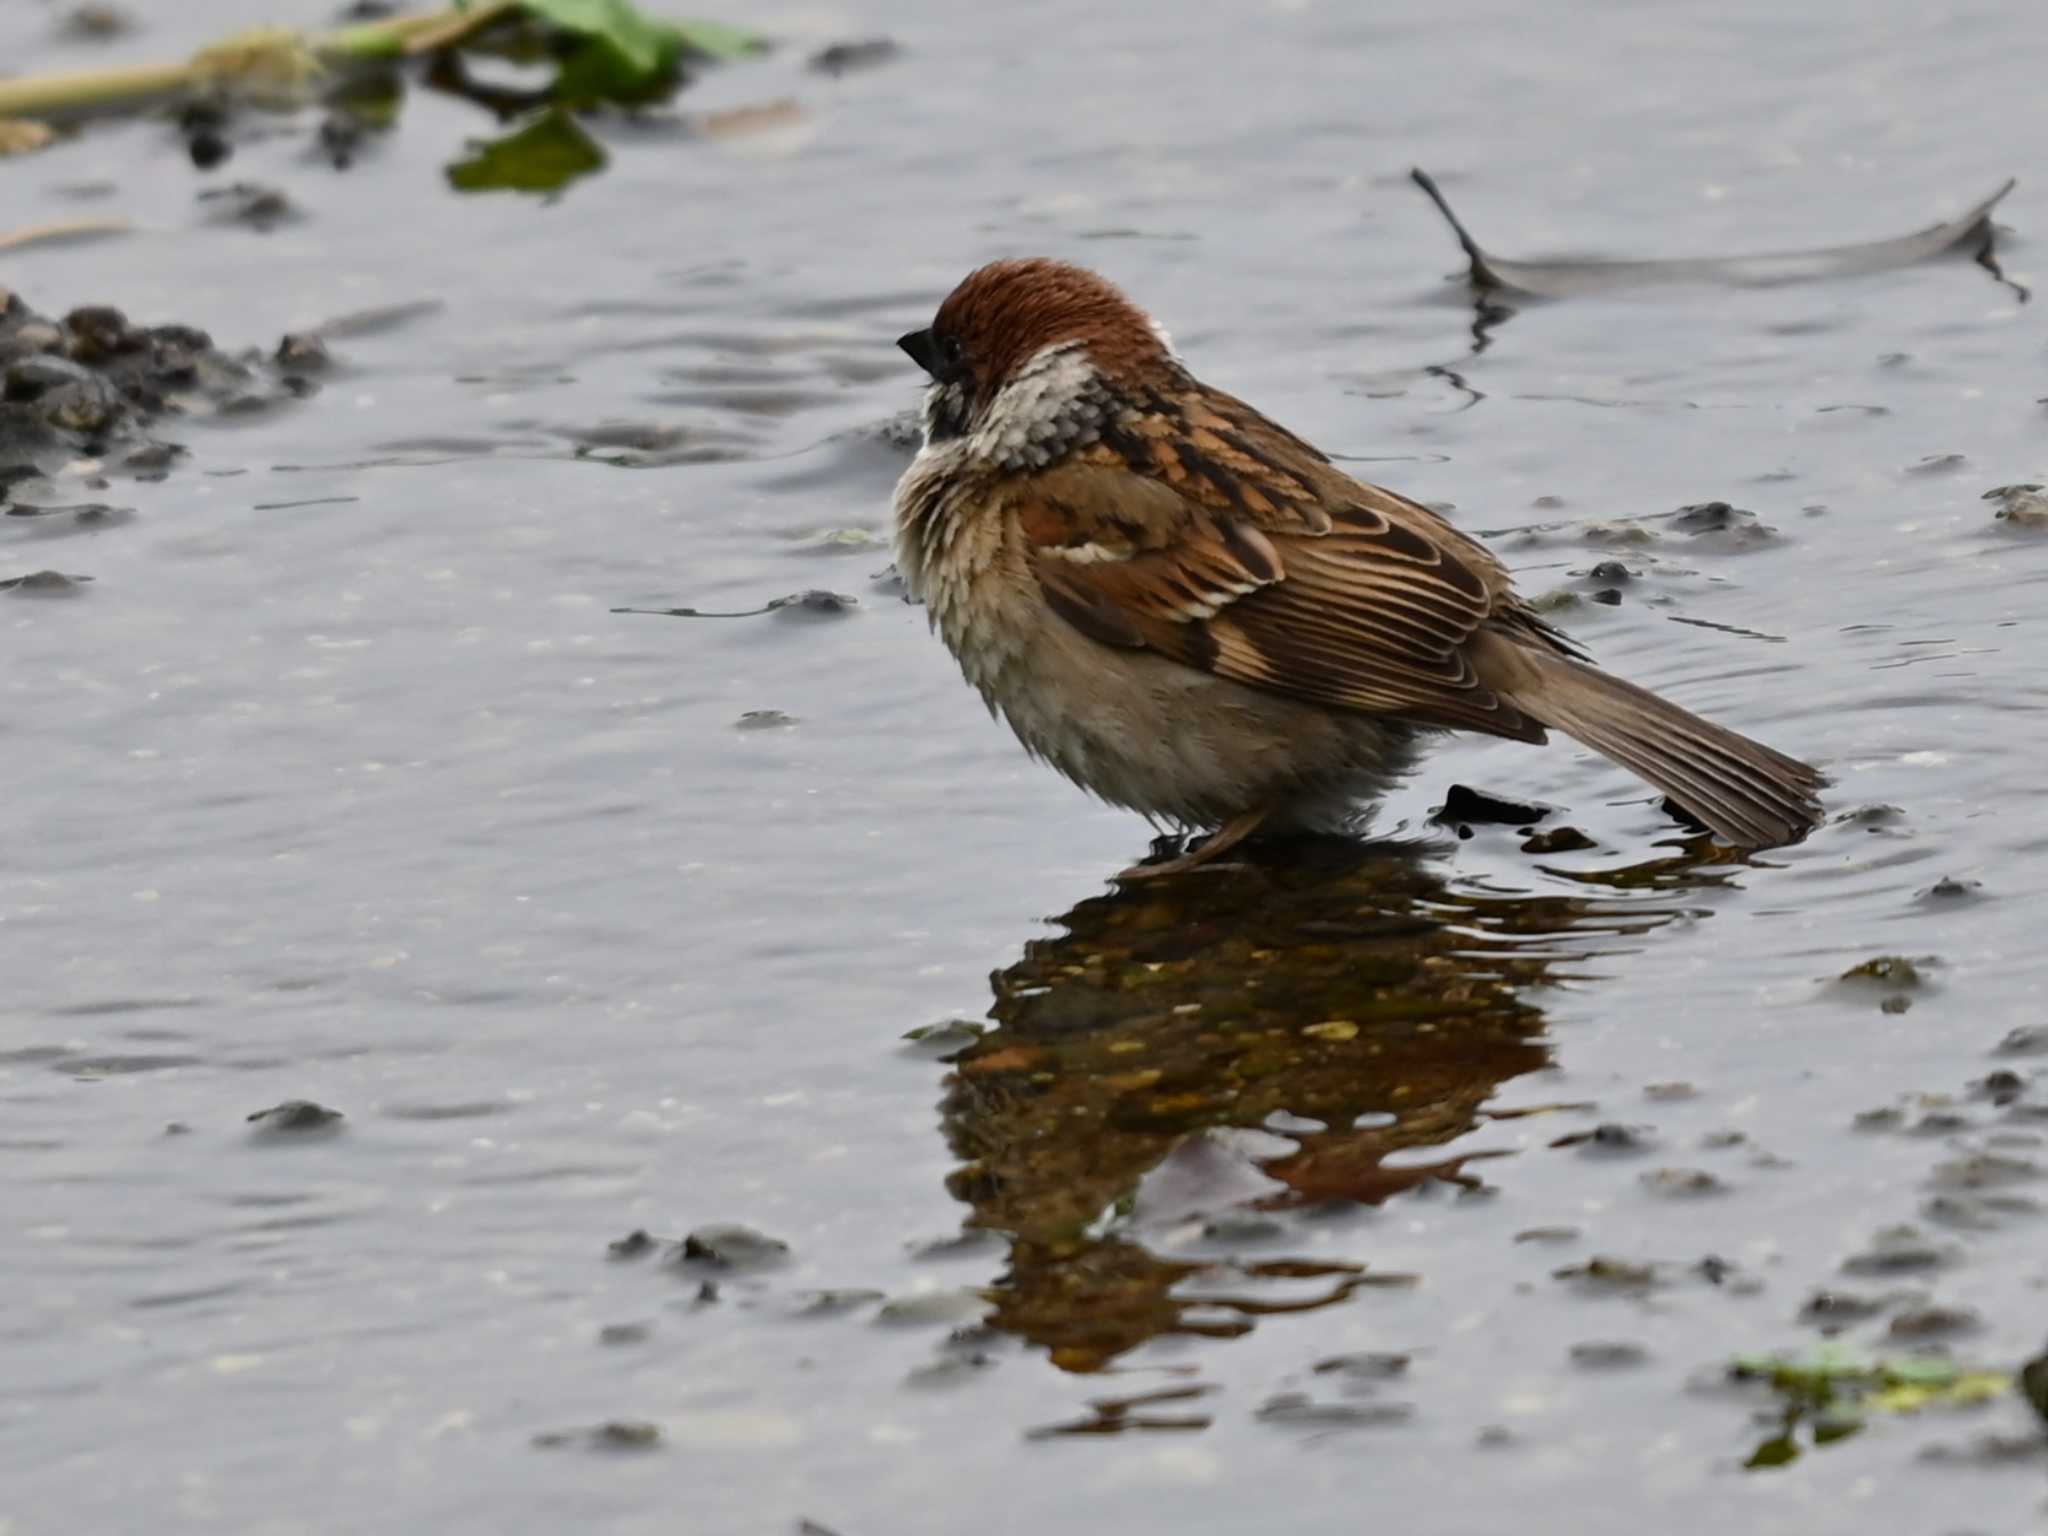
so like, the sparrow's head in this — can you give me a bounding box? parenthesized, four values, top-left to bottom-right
(897, 259, 1177, 461)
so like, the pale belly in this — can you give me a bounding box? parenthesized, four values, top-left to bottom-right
(893, 448, 1417, 831)
(936, 575, 1418, 831)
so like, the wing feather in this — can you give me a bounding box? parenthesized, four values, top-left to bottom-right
(1016, 389, 1561, 743)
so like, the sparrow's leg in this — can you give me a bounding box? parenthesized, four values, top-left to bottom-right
(1115, 806, 1270, 882)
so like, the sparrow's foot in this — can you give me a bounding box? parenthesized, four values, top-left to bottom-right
(1115, 807, 1271, 882)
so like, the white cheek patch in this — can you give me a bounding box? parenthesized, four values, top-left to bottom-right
(966, 342, 1106, 470)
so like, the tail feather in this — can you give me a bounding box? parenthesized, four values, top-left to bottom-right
(1492, 648, 1825, 849)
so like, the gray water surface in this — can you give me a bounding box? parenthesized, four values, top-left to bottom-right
(4, 1, 2046, 1532)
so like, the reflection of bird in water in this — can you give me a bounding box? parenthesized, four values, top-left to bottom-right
(936, 835, 1719, 1375)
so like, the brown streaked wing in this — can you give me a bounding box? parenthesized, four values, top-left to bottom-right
(1024, 414, 1551, 741)
(1019, 463, 1284, 649)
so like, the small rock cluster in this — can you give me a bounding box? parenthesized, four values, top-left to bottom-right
(1, 284, 316, 493)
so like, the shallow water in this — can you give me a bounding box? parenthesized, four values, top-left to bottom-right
(4, 1, 2047, 1531)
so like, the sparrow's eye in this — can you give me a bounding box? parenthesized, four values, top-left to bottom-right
(939, 334, 967, 373)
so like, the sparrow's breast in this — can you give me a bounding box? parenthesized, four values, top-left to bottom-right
(897, 492, 1413, 828)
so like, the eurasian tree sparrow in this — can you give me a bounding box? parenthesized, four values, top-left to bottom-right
(892, 259, 1824, 876)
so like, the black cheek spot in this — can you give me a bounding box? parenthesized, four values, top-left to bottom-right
(925, 385, 972, 442)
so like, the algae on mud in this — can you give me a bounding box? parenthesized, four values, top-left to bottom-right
(936, 837, 1712, 1373)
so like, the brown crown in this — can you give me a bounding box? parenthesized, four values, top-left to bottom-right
(930, 258, 1171, 400)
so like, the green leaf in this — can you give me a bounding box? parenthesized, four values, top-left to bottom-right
(519, 0, 678, 77)
(1744, 1433, 1800, 1469)
(671, 18, 769, 59)
(550, 38, 674, 106)
(446, 109, 605, 193)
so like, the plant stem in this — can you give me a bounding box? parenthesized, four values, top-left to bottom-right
(0, 8, 470, 123)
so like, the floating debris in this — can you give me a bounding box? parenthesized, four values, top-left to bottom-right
(447, 109, 604, 195)
(1521, 826, 1597, 854)
(1886, 1305, 1981, 1341)
(1568, 1341, 1649, 1370)
(1984, 483, 2048, 528)
(1840, 1225, 1957, 1277)
(1313, 1351, 1412, 1382)
(531, 1419, 662, 1451)
(274, 333, 332, 374)
(1639, 1167, 1725, 1199)
(1025, 1384, 1215, 1440)
(1644, 1082, 1698, 1103)
(1729, 1346, 2012, 1470)
(0, 569, 91, 594)
(1836, 955, 1926, 990)
(607, 1228, 659, 1260)
(1917, 876, 1984, 903)
(1550, 1122, 1654, 1154)
(245, 1099, 344, 1134)
(1412, 170, 2017, 299)
(899, 1019, 985, 1057)
(1798, 1290, 1892, 1330)
(1434, 783, 1549, 829)
(808, 38, 902, 76)
(198, 181, 297, 230)
(784, 1289, 884, 1319)
(676, 1223, 790, 1272)
(1253, 1392, 1413, 1430)
(873, 1288, 990, 1329)
(1904, 452, 1969, 476)
(613, 589, 857, 621)
(0, 119, 56, 158)
(1552, 1256, 1662, 1294)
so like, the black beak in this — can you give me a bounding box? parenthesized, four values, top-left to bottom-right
(897, 327, 939, 378)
